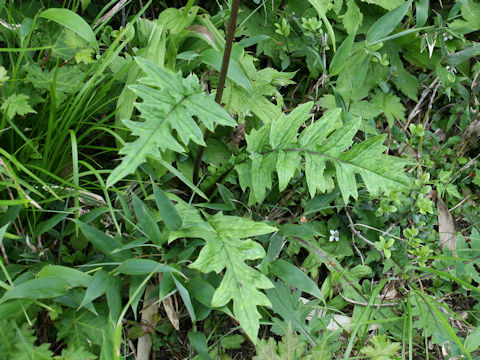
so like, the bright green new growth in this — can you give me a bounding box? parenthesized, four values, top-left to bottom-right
(107, 57, 237, 187)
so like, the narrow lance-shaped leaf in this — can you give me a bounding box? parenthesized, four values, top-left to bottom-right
(79, 270, 114, 309)
(132, 193, 163, 245)
(73, 220, 132, 262)
(0, 278, 70, 303)
(153, 183, 182, 230)
(366, 1, 413, 45)
(38, 265, 91, 288)
(329, 33, 356, 76)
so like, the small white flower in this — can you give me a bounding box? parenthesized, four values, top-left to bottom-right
(329, 229, 339, 242)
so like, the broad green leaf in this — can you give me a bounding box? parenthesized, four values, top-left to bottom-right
(329, 33, 355, 76)
(465, 326, 480, 352)
(157, 7, 191, 34)
(351, 55, 370, 90)
(299, 108, 342, 147)
(128, 277, 149, 318)
(349, 100, 382, 119)
(221, 60, 294, 123)
(153, 183, 182, 230)
(334, 161, 358, 203)
(342, 0, 363, 34)
(227, 88, 283, 124)
(38, 265, 91, 288)
(243, 105, 410, 203)
(221, 334, 245, 350)
(254, 338, 281, 360)
(446, 44, 480, 67)
(361, 335, 402, 359)
(107, 278, 122, 323)
(270, 259, 324, 301)
(187, 212, 277, 342)
(0, 278, 69, 303)
(305, 152, 330, 198)
(200, 49, 253, 92)
(116, 259, 173, 275)
(39, 8, 98, 50)
(270, 102, 313, 149)
(387, 44, 419, 101)
(217, 183, 236, 210)
(361, 0, 405, 10)
(112, 238, 149, 253)
(371, 90, 406, 127)
(188, 332, 210, 360)
(0, 93, 36, 119)
(168, 199, 217, 242)
(106, 57, 236, 187)
(56, 345, 97, 360)
(247, 126, 271, 153)
(335, 135, 410, 202)
(245, 108, 344, 202)
(416, 0, 429, 27)
(366, 1, 412, 45)
(449, 0, 480, 35)
(55, 308, 106, 348)
(276, 150, 301, 192)
(315, 117, 361, 156)
(251, 152, 276, 204)
(184, 278, 233, 317)
(238, 35, 271, 47)
(79, 270, 114, 309)
(24, 63, 84, 102)
(0, 320, 54, 359)
(208, 214, 278, 239)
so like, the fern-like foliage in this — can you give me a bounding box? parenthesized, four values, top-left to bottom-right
(253, 322, 332, 360)
(167, 196, 277, 342)
(107, 57, 237, 187)
(235, 102, 411, 204)
(0, 320, 53, 360)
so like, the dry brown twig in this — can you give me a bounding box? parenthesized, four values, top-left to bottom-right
(93, 0, 129, 28)
(345, 212, 379, 249)
(404, 76, 440, 131)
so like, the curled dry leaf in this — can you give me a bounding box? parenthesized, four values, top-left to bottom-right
(187, 25, 215, 47)
(137, 285, 158, 360)
(158, 274, 180, 331)
(231, 122, 245, 149)
(437, 195, 456, 256)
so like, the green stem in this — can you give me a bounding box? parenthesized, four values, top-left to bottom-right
(182, 0, 195, 16)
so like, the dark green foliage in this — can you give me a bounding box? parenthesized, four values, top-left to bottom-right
(0, 0, 479, 359)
